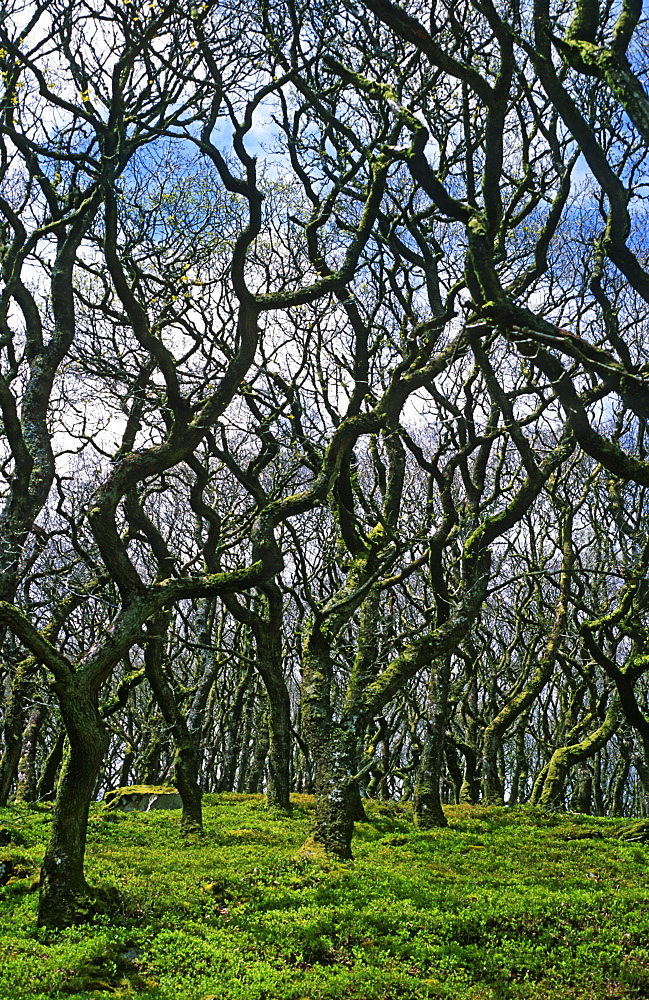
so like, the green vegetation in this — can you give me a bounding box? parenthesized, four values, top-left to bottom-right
(2, 795, 648, 1000)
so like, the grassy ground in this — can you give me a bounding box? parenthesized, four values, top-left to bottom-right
(1, 795, 649, 999)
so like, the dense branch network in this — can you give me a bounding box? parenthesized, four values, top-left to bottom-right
(0, 0, 648, 926)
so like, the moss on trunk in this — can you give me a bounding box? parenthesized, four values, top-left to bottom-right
(537, 699, 619, 809)
(38, 689, 109, 928)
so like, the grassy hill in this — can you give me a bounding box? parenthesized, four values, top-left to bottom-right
(1, 795, 648, 999)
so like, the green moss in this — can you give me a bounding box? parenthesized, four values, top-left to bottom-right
(293, 834, 338, 863)
(0, 850, 36, 887)
(1, 797, 648, 999)
(615, 821, 649, 843)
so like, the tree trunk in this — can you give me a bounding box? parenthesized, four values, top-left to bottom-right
(536, 698, 619, 809)
(15, 705, 46, 803)
(140, 731, 163, 785)
(413, 657, 451, 829)
(458, 741, 481, 804)
(529, 760, 551, 806)
(570, 763, 593, 813)
(222, 585, 293, 811)
(413, 731, 448, 827)
(593, 752, 604, 815)
(219, 662, 253, 792)
(380, 726, 392, 799)
(482, 724, 505, 805)
(301, 625, 357, 859)
(247, 708, 269, 793)
(483, 518, 573, 804)
(444, 739, 463, 804)
(36, 729, 66, 801)
(598, 658, 649, 814)
(632, 754, 649, 816)
(118, 745, 135, 788)
(308, 721, 357, 860)
(608, 740, 632, 816)
(365, 763, 384, 798)
(38, 686, 109, 928)
(235, 685, 257, 793)
(144, 628, 203, 836)
(266, 685, 292, 809)
(0, 658, 37, 805)
(173, 743, 203, 834)
(507, 713, 530, 805)
(187, 597, 222, 778)
(255, 622, 292, 811)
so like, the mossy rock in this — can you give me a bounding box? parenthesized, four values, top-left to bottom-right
(0, 854, 14, 886)
(3, 874, 40, 895)
(50, 937, 154, 991)
(380, 834, 409, 846)
(370, 800, 408, 817)
(0, 852, 34, 886)
(103, 785, 182, 812)
(557, 828, 604, 841)
(0, 824, 28, 846)
(615, 821, 649, 843)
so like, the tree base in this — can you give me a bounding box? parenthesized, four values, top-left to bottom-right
(37, 880, 122, 929)
(294, 834, 353, 864)
(180, 817, 205, 838)
(413, 802, 448, 829)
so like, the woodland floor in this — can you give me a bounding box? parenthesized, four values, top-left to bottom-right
(1, 795, 648, 999)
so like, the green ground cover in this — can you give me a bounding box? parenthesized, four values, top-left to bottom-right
(1, 796, 648, 1000)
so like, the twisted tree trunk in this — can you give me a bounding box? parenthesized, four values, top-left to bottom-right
(535, 697, 619, 809)
(144, 624, 203, 836)
(38, 683, 109, 928)
(413, 657, 451, 828)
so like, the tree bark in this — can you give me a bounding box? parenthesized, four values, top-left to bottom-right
(444, 740, 463, 805)
(247, 707, 270, 793)
(301, 622, 357, 859)
(144, 626, 203, 836)
(535, 697, 619, 809)
(507, 712, 531, 806)
(235, 684, 257, 793)
(458, 740, 481, 804)
(307, 720, 357, 860)
(255, 618, 292, 811)
(220, 661, 253, 792)
(15, 705, 46, 803)
(38, 685, 109, 928)
(413, 656, 451, 828)
(36, 729, 66, 802)
(221, 585, 293, 811)
(0, 658, 38, 805)
(570, 762, 593, 814)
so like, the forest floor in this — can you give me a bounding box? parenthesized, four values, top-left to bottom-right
(1, 795, 648, 999)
